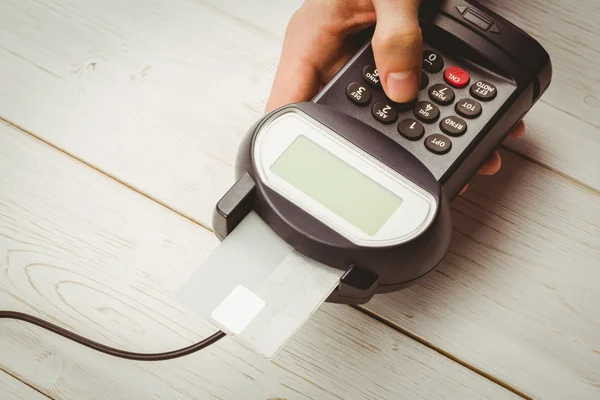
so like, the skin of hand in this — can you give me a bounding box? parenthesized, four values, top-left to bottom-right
(266, 0, 526, 194)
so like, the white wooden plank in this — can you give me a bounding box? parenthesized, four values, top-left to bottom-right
(502, 101, 600, 191)
(484, 0, 600, 127)
(0, 0, 597, 238)
(0, 122, 518, 399)
(362, 149, 600, 399)
(484, 0, 600, 188)
(0, 370, 49, 400)
(0, 0, 296, 226)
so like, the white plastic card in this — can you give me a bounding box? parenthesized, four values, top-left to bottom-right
(176, 211, 344, 359)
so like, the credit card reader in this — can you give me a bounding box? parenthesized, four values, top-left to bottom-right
(1, 0, 553, 363)
(212, 0, 551, 306)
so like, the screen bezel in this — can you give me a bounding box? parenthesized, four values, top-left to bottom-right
(253, 109, 437, 247)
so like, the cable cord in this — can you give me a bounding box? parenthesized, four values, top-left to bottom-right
(0, 310, 226, 361)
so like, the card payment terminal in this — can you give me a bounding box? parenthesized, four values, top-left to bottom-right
(0, 0, 553, 362)
(212, 0, 552, 305)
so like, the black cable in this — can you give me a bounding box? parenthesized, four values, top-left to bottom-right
(0, 311, 226, 361)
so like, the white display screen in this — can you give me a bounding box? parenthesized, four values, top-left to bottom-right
(270, 135, 403, 236)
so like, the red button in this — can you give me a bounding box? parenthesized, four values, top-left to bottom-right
(444, 66, 470, 88)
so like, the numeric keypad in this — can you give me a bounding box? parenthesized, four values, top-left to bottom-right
(342, 49, 498, 156)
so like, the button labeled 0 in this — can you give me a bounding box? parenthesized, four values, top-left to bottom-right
(362, 65, 381, 87)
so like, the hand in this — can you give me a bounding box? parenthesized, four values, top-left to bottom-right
(266, 0, 525, 193)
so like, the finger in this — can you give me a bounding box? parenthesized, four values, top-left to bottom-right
(371, 0, 423, 103)
(509, 120, 526, 138)
(460, 184, 469, 195)
(265, 7, 323, 112)
(477, 151, 502, 175)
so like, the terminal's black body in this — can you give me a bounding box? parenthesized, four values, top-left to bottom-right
(314, 0, 552, 200)
(213, 0, 552, 304)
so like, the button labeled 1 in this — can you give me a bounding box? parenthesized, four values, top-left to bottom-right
(398, 119, 424, 140)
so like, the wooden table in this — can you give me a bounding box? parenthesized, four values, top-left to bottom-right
(0, 0, 599, 399)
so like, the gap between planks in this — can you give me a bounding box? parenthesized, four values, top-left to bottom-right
(0, 114, 543, 400)
(501, 145, 600, 198)
(0, 366, 52, 400)
(354, 306, 531, 400)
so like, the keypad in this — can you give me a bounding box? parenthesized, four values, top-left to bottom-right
(342, 49, 497, 155)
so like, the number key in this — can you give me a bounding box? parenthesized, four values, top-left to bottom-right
(413, 100, 440, 123)
(362, 65, 381, 87)
(372, 102, 398, 124)
(346, 82, 372, 105)
(398, 119, 424, 140)
(429, 83, 455, 105)
(422, 50, 444, 73)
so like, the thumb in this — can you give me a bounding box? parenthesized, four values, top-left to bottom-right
(372, 0, 423, 103)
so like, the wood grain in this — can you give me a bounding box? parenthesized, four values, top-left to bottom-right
(502, 101, 600, 192)
(0, 370, 49, 400)
(0, 121, 519, 399)
(362, 149, 600, 399)
(0, 0, 298, 228)
(483, 0, 600, 190)
(484, 0, 600, 127)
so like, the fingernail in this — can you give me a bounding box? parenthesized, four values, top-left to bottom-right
(386, 70, 419, 103)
